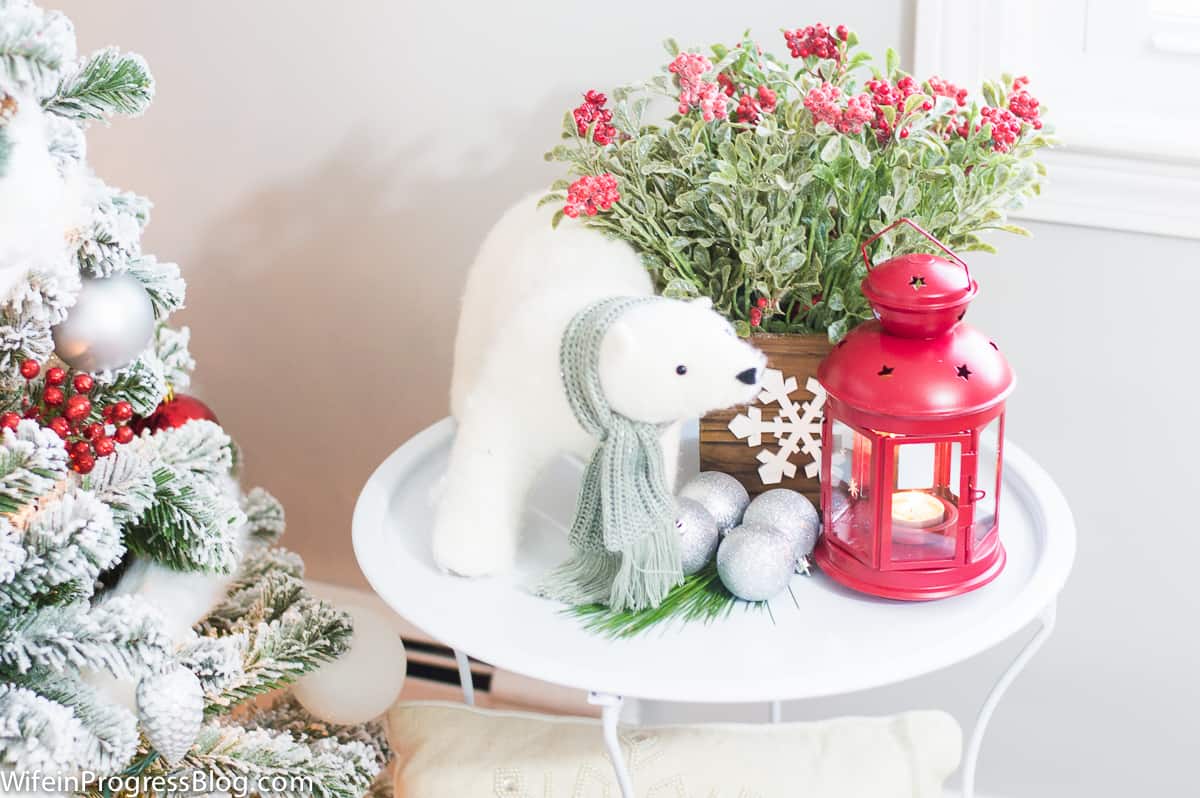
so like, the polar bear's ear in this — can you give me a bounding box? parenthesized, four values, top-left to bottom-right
(690, 297, 714, 310)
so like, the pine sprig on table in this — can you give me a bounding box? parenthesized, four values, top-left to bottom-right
(568, 561, 765, 639)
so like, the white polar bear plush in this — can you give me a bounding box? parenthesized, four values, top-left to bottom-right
(433, 193, 765, 578)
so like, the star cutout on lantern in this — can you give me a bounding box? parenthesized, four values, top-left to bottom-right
(878, 365, 894, 377)
(909, 275, 926, 290)
(956, 364, 972, 380)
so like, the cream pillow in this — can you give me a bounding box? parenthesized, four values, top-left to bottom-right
(387, 702, 961, 798)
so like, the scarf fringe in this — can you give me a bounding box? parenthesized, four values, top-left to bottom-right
(537, 550, 621, 607)
(608, 523, 683, 612)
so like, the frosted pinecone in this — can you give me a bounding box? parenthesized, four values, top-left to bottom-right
(136, 664, 203, 765)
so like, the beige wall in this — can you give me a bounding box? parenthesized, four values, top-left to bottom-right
(60, 0, 913, 587)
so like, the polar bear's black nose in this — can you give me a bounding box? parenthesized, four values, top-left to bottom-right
(736, 367, 759, 385)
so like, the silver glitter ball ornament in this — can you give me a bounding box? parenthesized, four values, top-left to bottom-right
(679, 471, 749, 532)
(743, 488, 821, 564)
(675, 498, 719, 575)
(716, 522, 795, 602)
(52, 274, 155, 372)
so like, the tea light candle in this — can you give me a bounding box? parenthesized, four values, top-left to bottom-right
(891, 490, 946, 529)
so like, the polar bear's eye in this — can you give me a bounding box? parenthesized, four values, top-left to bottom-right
(675, 365, 688, 376)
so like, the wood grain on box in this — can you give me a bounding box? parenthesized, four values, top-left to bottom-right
(699, 333, 833, 507)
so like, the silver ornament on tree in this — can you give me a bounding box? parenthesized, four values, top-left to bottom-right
(679, 471, 750, 532)
(52, 273, 155, 372)
(743, 488, 820, 571)
(136, 663, 203, 766)
(716, 522, 796, 601)
(674, 498, 719, 575)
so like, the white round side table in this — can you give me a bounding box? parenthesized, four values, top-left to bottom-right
(353, 418, 1075, 798)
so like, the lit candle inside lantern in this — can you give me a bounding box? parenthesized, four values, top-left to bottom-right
(891, 491, 946, 529)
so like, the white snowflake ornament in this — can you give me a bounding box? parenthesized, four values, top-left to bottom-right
(136, 664, 203, 766)
(728, 368, 826, 486)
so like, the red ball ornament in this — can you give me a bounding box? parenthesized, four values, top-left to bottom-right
(43, 386, 65, 406)
(19, 359, 40, 380)
(84, 422, 104, 440)
(45, 367, 66, 386)
(0, 411, 20, 430)
(114, 425, 134, 444)
(70, 452, 95, 474)
(49, 417, 70, 438)
(72, 373, 94, 393)
(70, 440, 92, 457)
(93, 436, 115, 457)
(135, 393, 219, 434)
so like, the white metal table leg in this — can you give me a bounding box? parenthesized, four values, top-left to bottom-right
(589, 692, 634, 798)
(454, 650, 475, 706)
(962, 602, 1057, 798)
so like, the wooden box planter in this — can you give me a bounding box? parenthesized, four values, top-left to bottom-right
(699, 333, 834, 508)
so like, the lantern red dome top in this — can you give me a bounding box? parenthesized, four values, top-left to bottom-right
(818, 219, 1014, 422)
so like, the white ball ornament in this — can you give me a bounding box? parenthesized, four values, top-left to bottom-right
(743, 488, 821, 565)
(679, 471, 750, 532)
(293, 602, 407, 725)
(52, 273, 155, 372)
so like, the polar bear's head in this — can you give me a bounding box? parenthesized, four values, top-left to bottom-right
(598, 297, 766, 423)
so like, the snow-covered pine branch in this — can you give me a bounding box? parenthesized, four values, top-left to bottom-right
(42, 46, 154, 121)
(0, 595, 171, 678)
(125, 254, 185, 318)
(90, 356, 167, 416)
(80, 445, 155, 527)
(205, 571, 351, 710)
(1, 673, 138, 777)
(0, 419, 67, 513)
(200, 547, 305, 634)
(126, 468, 242, 573)
(180, 721, 381, 798)
(0, 266, 81, 389)
(73, 178, 149, 277)
(177, 633, 245, 699)
(0, 487, 120, 612)
(155, 325, 195, 391)
(147, 419, 233, 483)
(242, 487, 286, 544)
(242, 694, 388, 772)
(0, 0, 76, 98)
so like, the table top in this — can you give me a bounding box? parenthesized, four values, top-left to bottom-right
(353, 418, 1075, 704)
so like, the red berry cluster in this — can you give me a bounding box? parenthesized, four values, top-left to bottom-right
(784, 23, 846, 60)
(927, 75, 968, 107)
(717, 72, 736, 98)
(865, 75, 927, 139)
(735, 85, 778, 126)
(749, 296, 769, 327)
(979, 105, 1022, 152)
(4, 359, 136, 474)
(572, 90, 617, 146)
(1006, 76, 1042, 129)
(562, 173, 620, 218)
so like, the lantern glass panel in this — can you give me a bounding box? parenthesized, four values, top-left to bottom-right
(889, 440, 960, 563)
(972, 416, 1002, 551)
(828, 420, 874, 562)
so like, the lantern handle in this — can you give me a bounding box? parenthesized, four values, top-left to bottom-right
(860, 218, 972, 287)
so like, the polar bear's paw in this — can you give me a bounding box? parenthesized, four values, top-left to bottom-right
(431, 503, 519, 578)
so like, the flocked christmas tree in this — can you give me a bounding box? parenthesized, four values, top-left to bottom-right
(0, 2, 388, 794)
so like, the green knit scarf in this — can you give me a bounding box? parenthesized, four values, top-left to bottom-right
(537, 296, 683, 612)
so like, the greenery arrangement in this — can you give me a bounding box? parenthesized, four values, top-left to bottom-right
(545, 24, 1052, 340)
(568, 562, 767, 639)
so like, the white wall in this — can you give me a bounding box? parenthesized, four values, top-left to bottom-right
(57, 1, 1196, 796)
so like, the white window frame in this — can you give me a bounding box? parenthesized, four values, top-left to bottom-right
(913, 0, 1200, 240)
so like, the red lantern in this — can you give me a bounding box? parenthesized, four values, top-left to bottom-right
(814, 219, 1015, 601)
